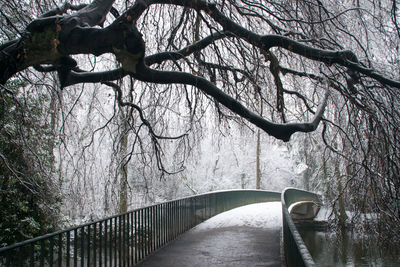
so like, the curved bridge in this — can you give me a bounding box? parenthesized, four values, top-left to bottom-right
(0, 189, 321, 266)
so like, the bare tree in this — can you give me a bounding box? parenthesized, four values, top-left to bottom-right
(1, 0, 399, 244)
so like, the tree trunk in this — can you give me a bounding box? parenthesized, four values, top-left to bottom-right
(335, 162, 348, 228)
(119, 111, 128, 213)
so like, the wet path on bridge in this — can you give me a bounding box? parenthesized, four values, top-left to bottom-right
(136, 202, 282, 267)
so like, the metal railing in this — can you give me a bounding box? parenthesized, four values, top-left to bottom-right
(0, 189, 280, 266)
(281, 188, 322, 267)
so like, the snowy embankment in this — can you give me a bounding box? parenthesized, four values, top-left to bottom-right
(193, 202, 282, 232)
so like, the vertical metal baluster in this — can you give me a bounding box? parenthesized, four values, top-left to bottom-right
(110, 218, 114, 267)
(179, 201, 181, 235)
(178, 201, 181, 235)
(171, 202, 174, 239)
(175, 202, 177, 237)
(169, 202, 172, 241)
(173, 202, 176, 239)
(80, 228, 84, 267)
(137, 209, 143, 262)
(176, 201, 179, 236)
(140, 209, 146, 260)
(73, 229, 78, 267)
(130, 212, 134, 266)
(143, 209, 147, 257)
(189, 199, 192, 228)
(122, 215, 126, 267)
(168, 203, 171, 242)
(151, 205, 157, 252)
(188, 199, 191, 228)
(181, 199, 186, 232)
(165, 203, 168, 243)
(188, 198, 191, 230)
(134, 211, 137, 264)
(146, 208, 150, 256)
(120, 216, 123, 267)
(18, 246, 23, 267)
(111, 218, 114, 267)
(203, 196, 206, 221)
(118, 216, 122, 266)
(132, 212, 136, 265)
(40, 239, 45, 267)
(157, 205, 160, 249)
(124, 214, 126, 266)
(153, 206, 157, 252)
(162, 204, 165, 246)
(114, 217, 117, 267)
(192, 198, 195, 227)
(58, 233, 62, 267)
(30, 242, 35, 267)
(125, 214, 128, 266)
(165, 203, 168, 244)
(184, 199, 187, 232)
(145, 208, 151, 256)
(171, 202, 174, 240)
(178, 200, 181, 235)
(93, 223, 97, 266)
(128, 213, 131, 266)
(99, 222, 102, 267)
(148, 207, 152, 254)
(152, 206, 156, 252)
(208, 195, 210, 219)
(172, 202, 175, 238)
(66, 232, 70, 267)
(161, 204, 164, 246)
(87, 225, 91, 267)
(49, 236, 54, 267)
(104, 220, 108, 267)
(179, 199, 184, 234)
(4, 252, 10, 267)
(126, 214, 129, 267)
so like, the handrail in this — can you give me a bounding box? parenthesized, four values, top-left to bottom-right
(281, 187, 321, 267)
(0, 189, 280, 266)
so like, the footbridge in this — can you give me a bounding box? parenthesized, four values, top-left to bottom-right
(0, 188, 321, 267)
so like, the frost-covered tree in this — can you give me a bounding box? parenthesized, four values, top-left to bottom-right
(1, 0, 399, 244)
(0, 79, 60, 246)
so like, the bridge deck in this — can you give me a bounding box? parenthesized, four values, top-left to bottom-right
(137, 203, 282, 267)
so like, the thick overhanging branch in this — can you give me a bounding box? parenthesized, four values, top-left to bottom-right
(148, 0, 400, 89)
(41, 3, 88, 18)
(145, 31, 230, 65)
(0, 12, 144, 85)
(63, 31, 227, 86)
(132, 64, 329, 142)
(58, 0, 115, 28)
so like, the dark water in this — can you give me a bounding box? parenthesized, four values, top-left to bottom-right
(298, 228, 400, 267)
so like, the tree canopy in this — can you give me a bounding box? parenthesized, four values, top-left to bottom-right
(1, 0, 399, 245)
(2, 0, 398, 141)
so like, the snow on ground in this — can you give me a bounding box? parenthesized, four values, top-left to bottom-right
(193, 202, 282, 232)
(314, 206, 378, 222)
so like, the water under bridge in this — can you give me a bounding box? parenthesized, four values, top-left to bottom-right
(0, 188, 321, 267)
